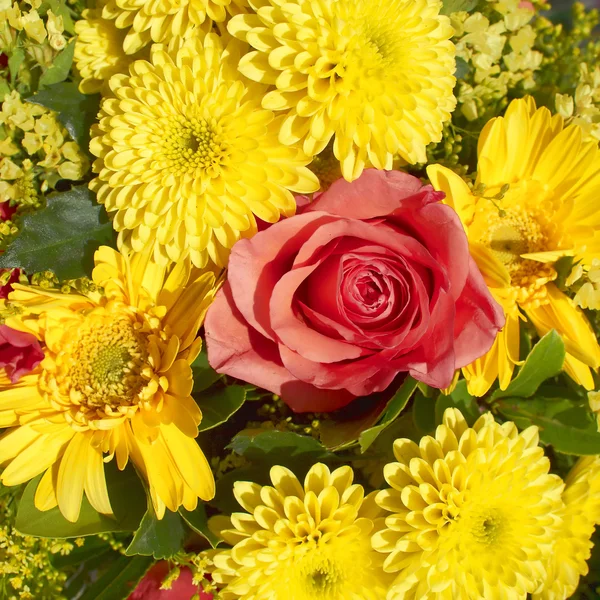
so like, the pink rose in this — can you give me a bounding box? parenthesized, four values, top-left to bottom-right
(128, 563, 212, 600)
(205, 170, 504, 412)
(0, 325, 44, 382)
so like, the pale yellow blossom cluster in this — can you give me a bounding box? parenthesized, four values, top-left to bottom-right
(566, 259, 600, 311)
(452, 0, 543, 120)
(0, 90, 88, 207)
(556, 63, 600, 142)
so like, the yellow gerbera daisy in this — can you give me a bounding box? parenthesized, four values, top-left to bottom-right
(101, 0, 249, 55)
(89, 32, 319, 268)
(427, 97, 600, 396)
(208, 463, 391, 599)
(373, 408, 564, 599)
(0, 246, 218, 522)
(227, 0, 456, 182)
(534, 456, 600, 600)
(74, 7, 146, 95)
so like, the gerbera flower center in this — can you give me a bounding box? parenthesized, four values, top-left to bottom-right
(160, 114, 228, 177)
(69, 317, 147, 408)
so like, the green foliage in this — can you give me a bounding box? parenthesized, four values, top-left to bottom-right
(492, 330, 566, 400)
(126, 508, 187, 559)
(196, 385, 247, 432)
(28, 82, 101, 149)
(0, 186, 115, 279)
(179, 504, 221, 549)
(16, 464, 146, 538)
(39, 39, 75, 87)
(359, 377, 418, 452)
(440, 0, 477, 15)
(191, 349, 223, 393)
(78, 555, 154, 600)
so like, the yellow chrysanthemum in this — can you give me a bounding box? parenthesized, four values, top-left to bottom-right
(373, 408, 564, 600)
(74, 7, 145, 95)
(428, 97, 600, 396)
(0, 246, 219, 522)
(534, 456, 600, 600)
(101, 0, 248, 54)
(89, 32, 318, 268)
(227, 0, 456, 182)
(208, 463, 391, 599)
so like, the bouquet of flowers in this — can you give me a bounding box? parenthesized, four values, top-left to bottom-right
(1, 0, 600, 597)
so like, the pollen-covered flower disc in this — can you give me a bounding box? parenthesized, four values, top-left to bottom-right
(534, 456, 600, 600)
(89, 32, 319, 268)
(428, 97, 600, 396)
(101, 0, 250, 54)
(373, 408, 564, 600)
(0, 246, 219, 523)
(228, 0, 456, 182)
(209, 463, 391, 600)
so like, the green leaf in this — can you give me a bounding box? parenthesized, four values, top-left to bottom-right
(196, 385, 246, 432)
(496, 398, 600, 455)
(228, 430, 331, 462)
(435, 380, 480, 425)
(0, 78, 11, 101)
(554, 256, 576, 291)
(16, 463, 146, 538)
(39, 39, 75, 87)
(440, 0, 477, 15)
(492, 331, 565, 400)
(125, 508, 187, 559)
(179, 503, 221, 548)
(191, 349, 222, 393)
(8, 48, 25, 82)
(455, 56, 470, 80)
(358, 376, 418, 452)
(412, 391, 436, 434)
(79, 555, 154, 600)
(28, 82, 100, 149)
(0, 186, 115, 279)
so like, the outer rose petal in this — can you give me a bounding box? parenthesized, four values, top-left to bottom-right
(205, 283, 354, 412)
(452, 258, 506, 368)
(128, 563, 212, 600)
(0, 325, 44, 382)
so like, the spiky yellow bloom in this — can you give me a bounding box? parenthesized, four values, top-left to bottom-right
(89, 32, 318, 268)
(534, 456, 600, 600)
(208, 463, 391, 599)
(74, 8, 145, 95)
(101, 0, 249, 54)
(428, 97, 600, 396)
(0, 246, 218, 522)
(227, 0, 456, 182)
(373, 408, 564, 600)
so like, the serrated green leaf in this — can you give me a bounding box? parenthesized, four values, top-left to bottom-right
(125, 508, 187, 559)
(0, 186, 115, 279)
(16, 463, 146, 538)
(440, 0, 477, 15)
(191, 348, 223, 393)
(412, 391, 436, 434)
(0, 78, 11, 101)
(28, 82, 100, 149)
(8, 48, 25, 82)
(39, 39, 75, 87)
(496, 398, 600, 455)
(492, 330, 565, 400)
(358, 376, 418, 452)
(228, 430, 331, 462)
(179, 504, 221, 548)
(196, 384, 246, 432)
(79, 555, 154, 600)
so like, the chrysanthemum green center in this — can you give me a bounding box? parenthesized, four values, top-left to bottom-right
(161, 115, 228, 177)
(298, 551, 344, 599)
(69, 318, 148, 408)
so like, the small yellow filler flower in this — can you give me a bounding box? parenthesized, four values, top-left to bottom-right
(0, 246, 218, 522)
(89, 31, 318, 268)
(100, 0, 249, 55)
(534, 456, 600, 600)
(208, 462, 391, 599)
(373, 408, 564, 599)
(428, 97, 600, 396)
(227, 0, 456, 181)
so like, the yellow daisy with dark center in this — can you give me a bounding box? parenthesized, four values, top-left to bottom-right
(228, 0, 456, 181)
(208, 463, 391, 599)
(0, 246, 219, 522)
(373, 408, 564, 599)
(89, 32, 319, 268)
(428, 97, 600, 395)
